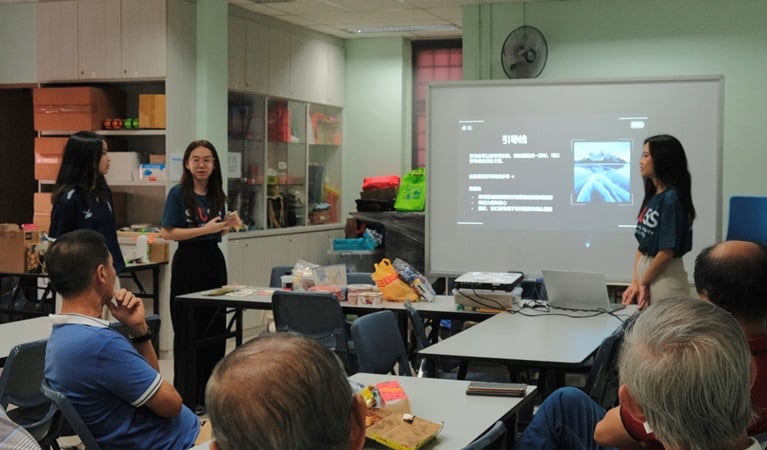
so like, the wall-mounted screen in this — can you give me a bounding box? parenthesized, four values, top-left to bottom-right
(427, 77, 722, 282)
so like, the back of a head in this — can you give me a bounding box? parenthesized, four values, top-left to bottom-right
(47, 229, 110, 298)
(694, 240, 767, 321)
(206, 333, 353, 450)
(619, 297, 752, 450)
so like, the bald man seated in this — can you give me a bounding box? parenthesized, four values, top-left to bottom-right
(205, 333, 367, 450)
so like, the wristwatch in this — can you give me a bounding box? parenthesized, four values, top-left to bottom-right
(131, 330, 152, 344)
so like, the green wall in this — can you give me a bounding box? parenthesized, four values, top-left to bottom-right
(462, 0, 767, 225)
(0, 3, 36, 84)
(343, 38, 412, 217)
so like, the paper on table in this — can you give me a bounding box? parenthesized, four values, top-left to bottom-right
(366, 413, 443, 450)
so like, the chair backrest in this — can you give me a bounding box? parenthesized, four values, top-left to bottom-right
(583, 314, 635, 410)
(727, 196, 767, 246)
(269, 266, 294, 288)
(41, 380, 101, 450)
(460, 420, 507, 450)
(0, 339, 59, 444)
(271, 291, 350, 370)
(351, 310, 411, 376)
(403, 301, 429, 376)
(109, 314, 161, 354)
(346, 272, 374, 285)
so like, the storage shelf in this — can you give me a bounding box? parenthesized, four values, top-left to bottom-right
(38, 129, 165, 136)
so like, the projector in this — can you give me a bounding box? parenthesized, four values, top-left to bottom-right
(453, 272, 523, 292)
(453, 288, 521, 310)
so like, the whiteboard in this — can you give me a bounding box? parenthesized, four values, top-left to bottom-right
(426, 77, 723, 282)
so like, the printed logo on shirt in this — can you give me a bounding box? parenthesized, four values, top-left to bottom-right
(636, 206, 658, 239)
(82, 209, 93, 220)
(184, 206, 212, 226)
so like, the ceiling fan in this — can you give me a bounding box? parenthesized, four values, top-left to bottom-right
(501, 25, 548, 79)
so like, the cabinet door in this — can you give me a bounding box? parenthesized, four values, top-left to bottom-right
(78, 0, 121, 80)
(245, 24, 269, 94)
(121, 0, 166, 78)
(268, 27, 291, 98)
(326, 42, 345, 106)
(228, 15, 247, 91)
(37, 0, 79, 82)
(289, 34, 314, 102)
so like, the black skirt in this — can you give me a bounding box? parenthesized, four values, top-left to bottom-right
(170, 239, 227, 408)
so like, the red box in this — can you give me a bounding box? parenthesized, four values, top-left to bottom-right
(267, 101, 290, 142)
(34, 137, 67, 180)
(33, 86, 125, 131)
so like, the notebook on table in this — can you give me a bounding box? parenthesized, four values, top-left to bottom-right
(542, 269, 624, 312)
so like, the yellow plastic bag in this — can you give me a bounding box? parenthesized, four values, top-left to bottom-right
(372, 258, 418, 302)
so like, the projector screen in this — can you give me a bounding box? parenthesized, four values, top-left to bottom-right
(426, 77, 723, 282)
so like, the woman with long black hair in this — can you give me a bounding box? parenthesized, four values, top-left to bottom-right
(50, 131, 125, 274)
(622, 134, 695, 309)
(161, 139, 238, 413)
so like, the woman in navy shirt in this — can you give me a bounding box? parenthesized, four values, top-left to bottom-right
(50, 131, 125, 274)
(161, 139, 238, 413)
(622, 134, 695, 309)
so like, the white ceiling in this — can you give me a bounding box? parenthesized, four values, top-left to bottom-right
(229, 0, 532, 39)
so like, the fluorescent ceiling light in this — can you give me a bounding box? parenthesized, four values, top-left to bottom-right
(344, 24, 460, 34)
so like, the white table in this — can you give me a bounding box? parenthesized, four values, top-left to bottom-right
(354, 373, 536, 449)
(192, 373, 537, 450)
(419, 306, 638, 377)
(0, 316, 52, 362)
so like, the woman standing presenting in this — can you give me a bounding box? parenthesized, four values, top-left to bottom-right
(161, 140, 238, 412)
(622, 134, 695, 309)
(50, 131, 125, 274)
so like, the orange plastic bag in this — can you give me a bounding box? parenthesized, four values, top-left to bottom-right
(372, 258, 418, 302)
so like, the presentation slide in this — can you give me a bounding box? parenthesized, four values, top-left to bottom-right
(427, 78, 722, 282)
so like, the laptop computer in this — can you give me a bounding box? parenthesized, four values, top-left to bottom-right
(542, 269, 624, 312)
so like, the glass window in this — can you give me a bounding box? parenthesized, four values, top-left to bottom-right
(412, 41, 462, 168)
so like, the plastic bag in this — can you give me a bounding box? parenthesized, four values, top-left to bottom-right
(394, 168, 426, 212)
(372, 258, 418, 302)
(362, 175, 400, 191)
(392, 258, 436, 301)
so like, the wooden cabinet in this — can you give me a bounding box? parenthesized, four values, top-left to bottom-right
(229, 11, 345, 106)
(268, 27, 291, 98)
(37, 0, 166, 82)
(77, 0, 121, 79)
(37, 1, 78, 81)
(121, 0, 166, 79)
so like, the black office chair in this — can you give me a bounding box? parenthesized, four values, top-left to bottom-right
(269, 265, 294, 288)
(0, 339, 60, 449)
(583, 313, 636, 410)
(726, 196, 767, 246)
(272, 291, 352, 372)
(351, 310, 411, 376)
(403, 300, 436, 377)
(346, 272, 374, 285)
(108, 313, 161, 355)
(41, 380, 101, 450)
(460, 420, 507, 450)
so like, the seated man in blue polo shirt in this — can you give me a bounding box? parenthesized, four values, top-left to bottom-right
(44, 229, 202, 449)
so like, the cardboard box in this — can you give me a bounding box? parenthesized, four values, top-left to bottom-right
(138, 94, 166, 129)
(149, 154, 166, 164)
(34, 137, 67, 180)
(33, 86, 125, 131)
(0, 226, 42, 273)
(33, 193, 52, 234)
(149, 241, 169, 263)
(139, 163, 166, 182)
(34, 193, 52, 214)
(106, 152, 139, 183)
(33, 214, 51, 234)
